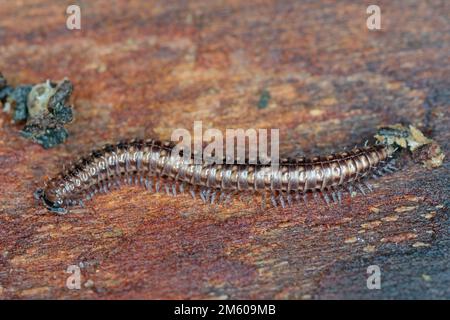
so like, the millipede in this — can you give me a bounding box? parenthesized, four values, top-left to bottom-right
(35, 134, 400, 214)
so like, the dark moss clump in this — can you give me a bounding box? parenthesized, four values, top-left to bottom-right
(0, 73, 74, 149)
(257, 89, 271, 109)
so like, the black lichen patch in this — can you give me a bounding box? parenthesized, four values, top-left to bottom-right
(21, 126, 69, 149)
(0, 73, 74, 149)
(0, 72, 14, 100)
(10, 85, 33, 122)
(47, 80, 74, 124)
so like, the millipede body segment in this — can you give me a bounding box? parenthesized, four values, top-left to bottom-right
(35, 139, 397, 214)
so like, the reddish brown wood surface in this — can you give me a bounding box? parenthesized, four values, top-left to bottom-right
(0, 0, 448, 299)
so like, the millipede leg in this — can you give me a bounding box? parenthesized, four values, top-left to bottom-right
(337, 190, 343, 204)
(200, 189, 207, 203)
(219, 191, 226, 203)
(261, 192, 267, 210)
(210, 190, 217, 204)
(387, 164, 397, 170)
(165, 184, 170, 195)
(322, 192, 331, 205)
(313, 191, 319, 203)
(172, 184, 177, 196)
(144, 178, 153, 192)
(104, 181, 110, 193)
(278, 194, 286, 208)
(225, 193, 232, 204)
(287, 193, 293, 206)
(364, 181, 373, 192)
(331, 192, 338, 204)
(303, 193, 308, 205)
(294, 193, 301, 204)
(356, 183, 366, 195)
(270, 193, 277, 207)
(347, 185, 355, 197)
(383, 167, 394, 174)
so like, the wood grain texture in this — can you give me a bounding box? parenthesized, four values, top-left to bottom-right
(0, 0, 448, 299)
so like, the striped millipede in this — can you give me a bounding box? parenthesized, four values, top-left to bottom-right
(35, 138, 398, 214)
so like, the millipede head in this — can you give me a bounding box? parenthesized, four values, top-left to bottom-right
(34, 188, 68, 214)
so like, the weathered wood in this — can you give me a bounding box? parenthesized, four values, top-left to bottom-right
(0, 0, 448, 299)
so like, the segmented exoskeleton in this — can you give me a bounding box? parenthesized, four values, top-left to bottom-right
(35, 138, 398, 214)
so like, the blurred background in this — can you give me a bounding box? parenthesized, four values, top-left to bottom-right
(0, 0, 448, 299)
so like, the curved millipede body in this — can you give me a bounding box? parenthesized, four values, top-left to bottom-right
(35, 139, 397, 214)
